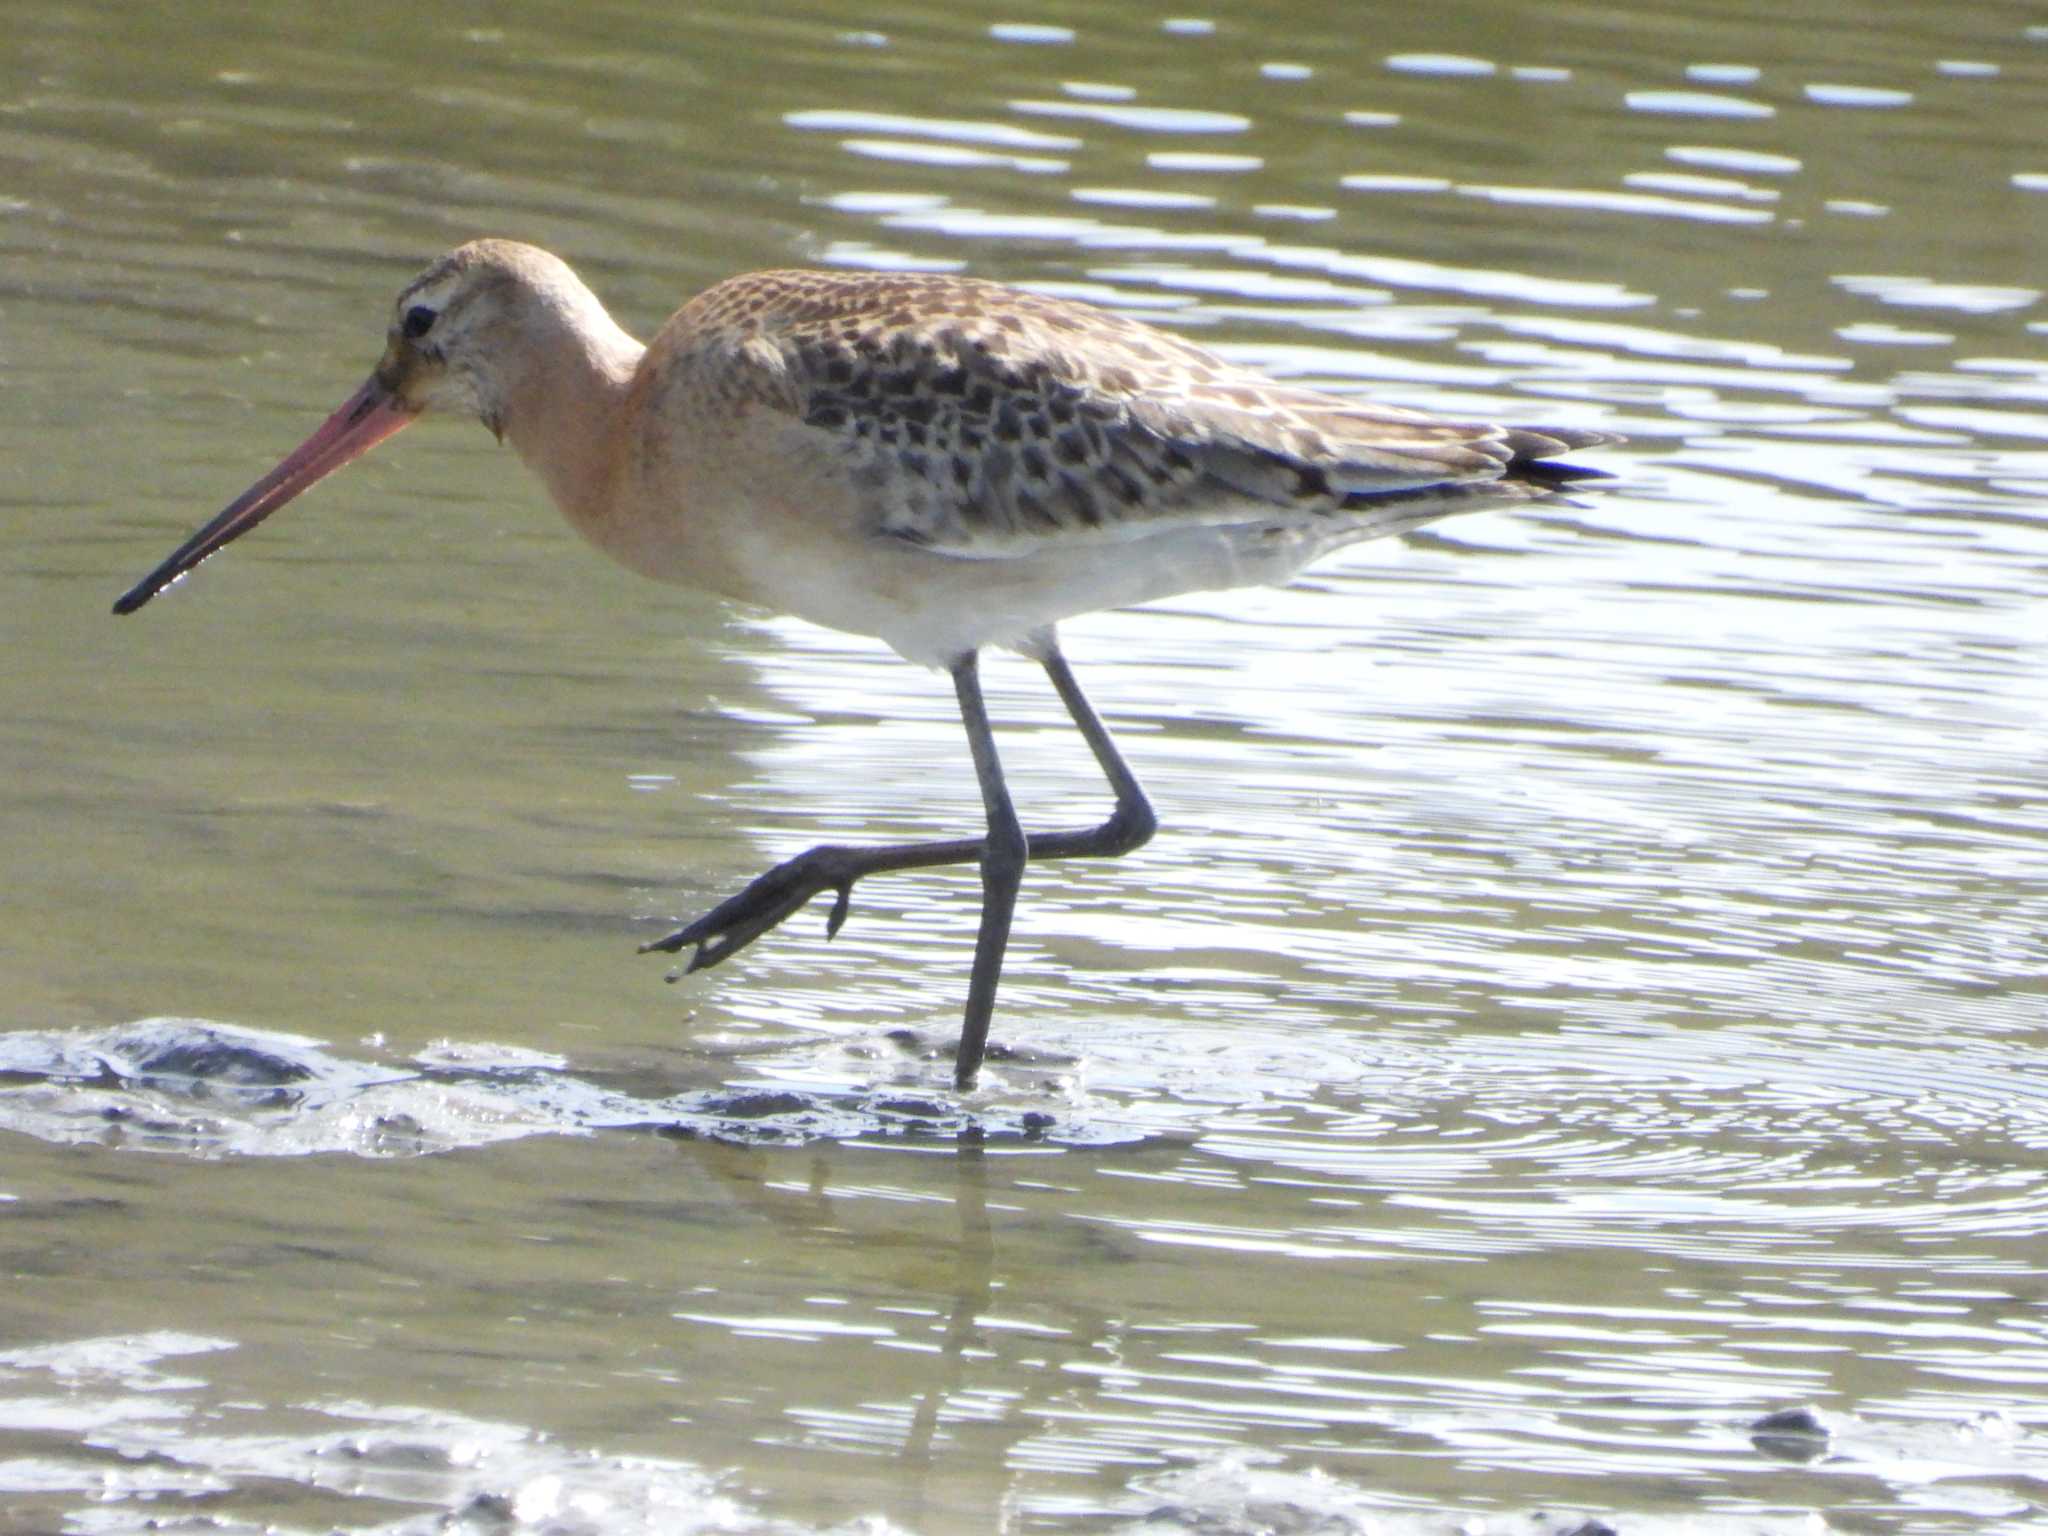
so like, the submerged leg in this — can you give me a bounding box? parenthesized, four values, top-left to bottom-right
(641, 639, 1155, 1085)
(950, 651, 1025, 1089)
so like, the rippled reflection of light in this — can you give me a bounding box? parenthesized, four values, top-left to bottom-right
(1686, 64, 1762, 84)
(1806, 83, 1914, 107)
(1061, 81, 1135, 102)
(1459, 184, 1776, 225)
(1385, 54, 1496, 77)
(1071, 188, 1217, 211)
(1833, 276, 2041, 314)
(839, 140, 1068, 175)
(782, 108, 1078, 150)
(990, 23, 1072, 44)
(1625, 171, 1778, 204)
(1667, 144, 1802, 175)
(1626, 90, 1775, 119)
(1012, 100, 1251, 134)
(1147, 152, 1263, 172)
(1341, 173, 1453, 194)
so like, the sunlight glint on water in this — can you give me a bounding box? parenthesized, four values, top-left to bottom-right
(3, 2, 2046, 1534)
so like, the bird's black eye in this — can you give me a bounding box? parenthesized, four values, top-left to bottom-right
(401, 305, 436, 340)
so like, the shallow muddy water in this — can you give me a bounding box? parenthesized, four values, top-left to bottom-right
(3, 2, 2045, 1532)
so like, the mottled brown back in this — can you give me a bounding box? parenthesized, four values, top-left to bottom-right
(671, 269, 1616, 555)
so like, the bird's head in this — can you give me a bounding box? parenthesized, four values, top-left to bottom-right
(371, 239, 594, 438)
(112, 239, 583, 615)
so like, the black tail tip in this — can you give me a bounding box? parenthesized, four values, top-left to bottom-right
(1522, 459, 1617, 489)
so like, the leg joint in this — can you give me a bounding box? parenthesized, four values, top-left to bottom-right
(982, 813, 1028, 882)
(1106, 795, 1158, 854)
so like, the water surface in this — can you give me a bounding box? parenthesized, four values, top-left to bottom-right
(3, 2, 2045, 1532)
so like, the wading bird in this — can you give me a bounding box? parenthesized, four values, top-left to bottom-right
(116, 240, 1615, 1088)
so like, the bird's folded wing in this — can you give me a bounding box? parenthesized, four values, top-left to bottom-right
(726, 277, 1611, 557)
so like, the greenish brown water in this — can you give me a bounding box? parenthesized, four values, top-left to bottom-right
(4, 2, 2046, 1533)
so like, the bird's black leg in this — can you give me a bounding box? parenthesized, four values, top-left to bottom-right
(1031, 641, 1156, 861)
(641, 636, 1156, 1086)
(950, 650, 1025, 1088)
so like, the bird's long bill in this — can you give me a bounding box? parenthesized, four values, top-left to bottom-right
(112, 376, 417, 615)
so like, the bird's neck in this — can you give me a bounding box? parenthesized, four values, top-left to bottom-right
(500, 303, 647, 534)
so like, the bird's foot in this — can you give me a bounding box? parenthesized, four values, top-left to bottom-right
(640, 846, 860, 975)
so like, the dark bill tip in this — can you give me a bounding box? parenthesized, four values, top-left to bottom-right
(110, 377, 416, 618)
